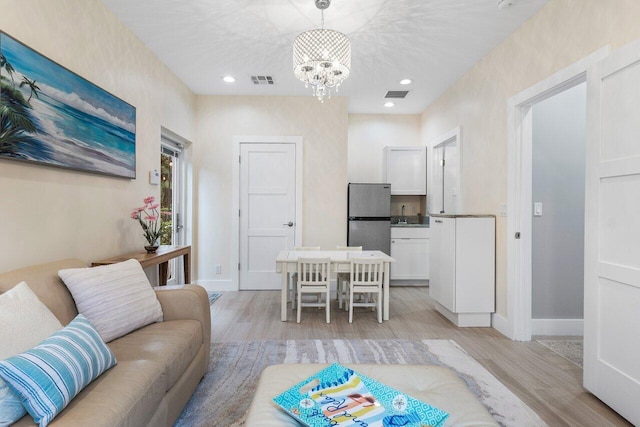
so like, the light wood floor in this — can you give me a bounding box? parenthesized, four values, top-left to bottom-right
(210, 286, 631, 426)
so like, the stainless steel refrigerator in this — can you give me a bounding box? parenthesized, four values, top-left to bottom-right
(347, 183, 391, 254)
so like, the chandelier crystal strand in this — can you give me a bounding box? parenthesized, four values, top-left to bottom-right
(292, 0, 351, 102)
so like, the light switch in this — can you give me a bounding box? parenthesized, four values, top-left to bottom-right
(149, 170, 160, 185)
(534, 202, 543, 217)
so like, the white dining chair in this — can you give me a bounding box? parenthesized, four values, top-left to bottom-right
(347, 257, 384, 324)
(296, 257, 331, 323)
(335, 246, 362, 310)
(290, 246, 321, 310)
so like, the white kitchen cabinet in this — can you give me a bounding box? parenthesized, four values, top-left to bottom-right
(429, 216, 495, 327)
(383, 146, 427, 195)
(390, 227, 430, 280)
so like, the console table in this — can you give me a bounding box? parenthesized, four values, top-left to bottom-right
(92, 245, 191, 286)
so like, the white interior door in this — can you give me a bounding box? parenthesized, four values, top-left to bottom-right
(240, 143, 296, 290)
(584, 39, 640, 425)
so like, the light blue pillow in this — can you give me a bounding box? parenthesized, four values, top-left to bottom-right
(0, 314, 117, 427)
(0, 379, 26, 427)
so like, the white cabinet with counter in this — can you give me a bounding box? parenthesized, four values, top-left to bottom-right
(390, 227, 429, 280)
(429, 215, 495, 327)
(383, 146, 427, 195)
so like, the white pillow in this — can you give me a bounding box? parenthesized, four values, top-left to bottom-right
(0, 281, 63, 359)
(0, 281, 63, 426)
(58, 259, 163, 343)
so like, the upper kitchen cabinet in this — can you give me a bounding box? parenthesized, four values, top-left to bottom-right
(383, 146, 427, 195)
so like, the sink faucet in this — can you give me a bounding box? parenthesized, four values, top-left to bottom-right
(400, 205, 406, 223)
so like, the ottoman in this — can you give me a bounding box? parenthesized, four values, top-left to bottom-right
(246, 364, 499, 426)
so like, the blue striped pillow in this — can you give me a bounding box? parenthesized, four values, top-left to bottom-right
(0, 315, 117, 427)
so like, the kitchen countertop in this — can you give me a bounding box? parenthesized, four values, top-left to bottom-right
(391, 222, 429, 228)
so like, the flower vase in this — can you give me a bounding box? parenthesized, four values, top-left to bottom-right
(144, 244, 159, 254)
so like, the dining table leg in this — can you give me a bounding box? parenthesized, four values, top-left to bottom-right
(383, 261, 390, 321)
(280, 263, 289, 321)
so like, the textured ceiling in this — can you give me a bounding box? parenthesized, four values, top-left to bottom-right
(100, 0, 548, 114)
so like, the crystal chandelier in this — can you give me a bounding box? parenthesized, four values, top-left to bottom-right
(293, 0, 351, 102)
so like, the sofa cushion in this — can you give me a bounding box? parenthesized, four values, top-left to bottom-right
(107, 320, 202, 392)
(58, 259, 163, 343)
(0, 315, 117, 427)
(11, 358, 167, 427)
(0, 281, 64, 426)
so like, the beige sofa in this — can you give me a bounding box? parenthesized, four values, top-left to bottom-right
(0, 259, 211, 427)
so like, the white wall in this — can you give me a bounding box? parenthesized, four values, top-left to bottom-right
(0, 0, 196, 274)
(421, 0, 640, 318)
(194, 96, 348, 286)
(532, 82, 586, 320)
(348, 114, 421, 183)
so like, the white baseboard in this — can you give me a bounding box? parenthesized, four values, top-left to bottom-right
(193, 280, 236, 292)
(491, 313, 513, 339)
(531, 318, 583, 336)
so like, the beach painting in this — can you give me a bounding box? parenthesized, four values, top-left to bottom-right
(0, 32, 136, 178)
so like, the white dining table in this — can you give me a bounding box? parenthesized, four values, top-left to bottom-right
(275, 250, 395, 322)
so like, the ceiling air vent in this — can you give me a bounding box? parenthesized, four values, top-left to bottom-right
(384, 90, 409, 99)
(251, 75, 275, 85)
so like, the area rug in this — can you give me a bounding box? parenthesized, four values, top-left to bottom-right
(207, 292, 221, 305)
(537, 339, 583, 368)
(175, 339, 546, 427)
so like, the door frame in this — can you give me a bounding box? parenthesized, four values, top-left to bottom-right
(160, 127, 192, 284)
(231, 136, 303, 291)
(502, 48, 609, 341)
(429, 126, 463, 215)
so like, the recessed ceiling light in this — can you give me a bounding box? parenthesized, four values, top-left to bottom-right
(384, 102, 395, 108)
(497, 0, 517, 9)
(399, 79, 412, 85)
(222, 76, 236, 83)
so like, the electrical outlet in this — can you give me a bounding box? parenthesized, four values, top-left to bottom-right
(215, 265, 222, 274)
(499, 203, 507, 217)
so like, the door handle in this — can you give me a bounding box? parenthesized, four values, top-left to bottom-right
(283, 222, 294, 227)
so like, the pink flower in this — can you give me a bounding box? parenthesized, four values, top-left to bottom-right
(131, 197, 164, 246)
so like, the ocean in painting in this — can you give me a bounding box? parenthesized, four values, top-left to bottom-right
(0, 32, 136, 178)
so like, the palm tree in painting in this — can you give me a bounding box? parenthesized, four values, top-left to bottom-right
(0, 54, 16, 86)
(19, 76, 40, 102)
(1, 55, 38, 153)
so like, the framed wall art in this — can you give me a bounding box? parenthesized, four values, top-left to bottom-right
(0, 31, 136, 178)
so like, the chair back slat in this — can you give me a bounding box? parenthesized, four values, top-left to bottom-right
(297, 258, 331, 286)
(350, 258, 384, 286)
